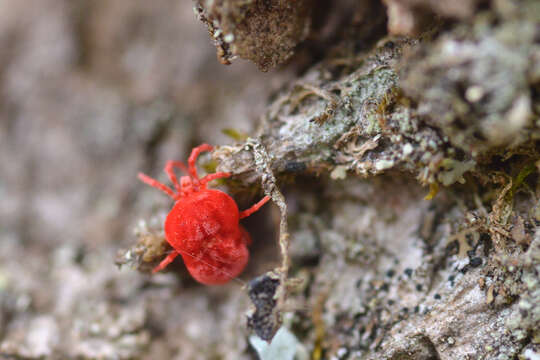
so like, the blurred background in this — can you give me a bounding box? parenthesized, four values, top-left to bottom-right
(0, 1, 288, 358)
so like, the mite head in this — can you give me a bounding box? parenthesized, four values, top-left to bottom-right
(138, 144, 231, 201)
(179, 175, 195, 195)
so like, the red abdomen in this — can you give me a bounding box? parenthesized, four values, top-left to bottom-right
(164, 189, 250, 284)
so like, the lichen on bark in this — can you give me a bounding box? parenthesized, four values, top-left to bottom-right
(1, 0, 539, 359)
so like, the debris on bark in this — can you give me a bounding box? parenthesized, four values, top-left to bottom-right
(246, 271, 281, 341)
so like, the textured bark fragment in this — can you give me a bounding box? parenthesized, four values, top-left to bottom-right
(194, 0, 311, 71)
(213, 37, 475, 188)
(400, 6, 540, 156)
(246, 272, 281, 341)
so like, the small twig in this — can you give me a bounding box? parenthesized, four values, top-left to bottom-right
(246, 137, 290, 308)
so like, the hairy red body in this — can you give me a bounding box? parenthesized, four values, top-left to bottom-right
(138, 144, 270, 285)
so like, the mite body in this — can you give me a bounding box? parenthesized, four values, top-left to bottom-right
(138, 144, 270, 285)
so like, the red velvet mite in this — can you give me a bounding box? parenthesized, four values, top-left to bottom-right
(138, 144, 270, 285)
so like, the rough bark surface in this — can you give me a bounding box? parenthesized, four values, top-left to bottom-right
(0, 0, 539, 359)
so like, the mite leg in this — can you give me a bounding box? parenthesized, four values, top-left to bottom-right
(239, 195, 271, 219)
(200, 172, 231, 186)
(165, 161, 189, 193)
(188, 144, 213, 180)
(152, 251, 179, 273)
(138, 173, 176, 199)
